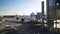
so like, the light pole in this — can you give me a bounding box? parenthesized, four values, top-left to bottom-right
(42, 1, 44, 31)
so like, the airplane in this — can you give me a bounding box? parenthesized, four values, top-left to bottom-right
(15, 13, 19, 19)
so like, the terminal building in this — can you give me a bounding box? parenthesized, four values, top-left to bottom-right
(46, 0, 60, 29)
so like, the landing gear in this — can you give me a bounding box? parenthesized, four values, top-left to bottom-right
(21, 18, 24, 22)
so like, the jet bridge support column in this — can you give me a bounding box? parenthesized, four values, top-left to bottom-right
(46, 0, 50, 30)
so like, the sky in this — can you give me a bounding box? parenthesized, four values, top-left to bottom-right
(0, 0, 46, 15)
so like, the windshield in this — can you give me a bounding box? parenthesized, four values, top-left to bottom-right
(1, 0, 59, 34)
